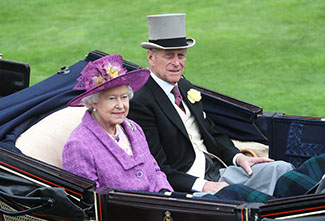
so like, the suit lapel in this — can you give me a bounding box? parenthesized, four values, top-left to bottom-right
(178, 78, 213, 144)
(146, 77, 188, 138)
(178, 78, 204, 124)
(178, 79, 216, 147)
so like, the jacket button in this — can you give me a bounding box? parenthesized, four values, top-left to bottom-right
(137, 171, 143, 178)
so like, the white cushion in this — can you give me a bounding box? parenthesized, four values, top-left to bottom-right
(232, 140, 269, 158)
(16, 107, 87, 168)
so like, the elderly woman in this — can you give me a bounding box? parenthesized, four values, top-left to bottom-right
(62, 54, 173, 193)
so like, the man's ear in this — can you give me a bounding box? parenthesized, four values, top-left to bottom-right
(147, 50, 154, 66)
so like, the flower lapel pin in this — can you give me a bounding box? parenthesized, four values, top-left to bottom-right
(187, 89, 201, 104)
(127, 119, 136, 131)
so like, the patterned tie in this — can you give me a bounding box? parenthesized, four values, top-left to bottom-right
(171, 85, 186, 113)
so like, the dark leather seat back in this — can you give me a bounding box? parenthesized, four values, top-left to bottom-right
(0, 59, 30, 97)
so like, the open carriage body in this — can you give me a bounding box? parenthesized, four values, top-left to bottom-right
(0, 50, 325, 221)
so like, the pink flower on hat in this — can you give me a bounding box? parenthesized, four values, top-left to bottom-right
(73, 54, 127, 91)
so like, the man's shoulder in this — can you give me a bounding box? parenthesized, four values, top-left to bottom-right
(179, 77, 194, 87)
(132, 77, 158, 101)
(134, 83, 151, 96)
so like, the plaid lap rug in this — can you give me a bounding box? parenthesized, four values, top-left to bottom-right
(201, 154, 325, 203)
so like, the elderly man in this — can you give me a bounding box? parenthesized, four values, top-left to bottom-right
(128, 13, 293, 194)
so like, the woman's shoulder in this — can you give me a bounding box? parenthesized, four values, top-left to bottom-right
(66, 123, 95, 146)
(70, 122, 88, 135)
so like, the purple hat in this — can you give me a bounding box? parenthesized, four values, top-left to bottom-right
(68, 54, 150, 107)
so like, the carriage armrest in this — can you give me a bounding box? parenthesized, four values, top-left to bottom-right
(193, 84, 263, 116)
(233, 140, 269, 158)
(240, 148, 259, 157)
(0, 58, 30, 97)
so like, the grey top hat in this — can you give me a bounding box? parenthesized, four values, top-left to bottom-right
(141, 13, 196, 50)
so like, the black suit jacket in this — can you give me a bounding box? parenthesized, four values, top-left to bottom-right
(128, 76, 240, 192)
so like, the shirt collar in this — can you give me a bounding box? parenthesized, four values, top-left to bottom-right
(150, 71, 176, 95)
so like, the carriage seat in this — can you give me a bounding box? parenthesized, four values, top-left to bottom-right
(16, 106, 87, 168)
(15, 106, 269, 168)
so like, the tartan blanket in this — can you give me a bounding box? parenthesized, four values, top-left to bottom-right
(199, 154, 325, 203)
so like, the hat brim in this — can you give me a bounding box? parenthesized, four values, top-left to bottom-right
(141, 38, 195, 50)
(68, 68, 150, 107)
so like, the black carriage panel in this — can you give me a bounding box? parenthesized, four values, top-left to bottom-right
(269, 115, 325, 168)
(195, 84, 268, 144)
(0, 58, 30, 97)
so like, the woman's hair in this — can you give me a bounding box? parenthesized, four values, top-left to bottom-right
(81, 85, 134, 111)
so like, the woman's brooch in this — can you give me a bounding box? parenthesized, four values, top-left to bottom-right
(127, 120, 136, 131)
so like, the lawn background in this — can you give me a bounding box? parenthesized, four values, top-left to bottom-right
(1, 0, 325, 117)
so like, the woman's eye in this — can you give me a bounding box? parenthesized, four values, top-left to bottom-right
(121, 95, 128, 99)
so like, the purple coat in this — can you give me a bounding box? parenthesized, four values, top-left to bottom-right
(62, 111, 173, 192)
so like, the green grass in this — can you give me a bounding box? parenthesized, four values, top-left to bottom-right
(1, 0, 325, 117)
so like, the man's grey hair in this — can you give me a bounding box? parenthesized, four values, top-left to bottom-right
(81, 85, 134, 111)
(149, 48, 159, 55)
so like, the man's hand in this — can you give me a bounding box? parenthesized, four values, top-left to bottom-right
(236, 155, 274, 176)
(202, 181, 229, 193)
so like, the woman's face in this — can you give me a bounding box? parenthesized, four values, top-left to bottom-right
(92, 85, 129, 132)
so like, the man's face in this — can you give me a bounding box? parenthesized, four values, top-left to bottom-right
(147, 48, 187, 85)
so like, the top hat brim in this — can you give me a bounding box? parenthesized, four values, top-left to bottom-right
(68, 69, 150, 107)
(141, 38, 195, 50)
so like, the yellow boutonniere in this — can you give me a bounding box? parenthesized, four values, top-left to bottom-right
(187, 89, 201, 103)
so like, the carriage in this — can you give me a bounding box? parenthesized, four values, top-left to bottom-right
(0, 50, 325, 220)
